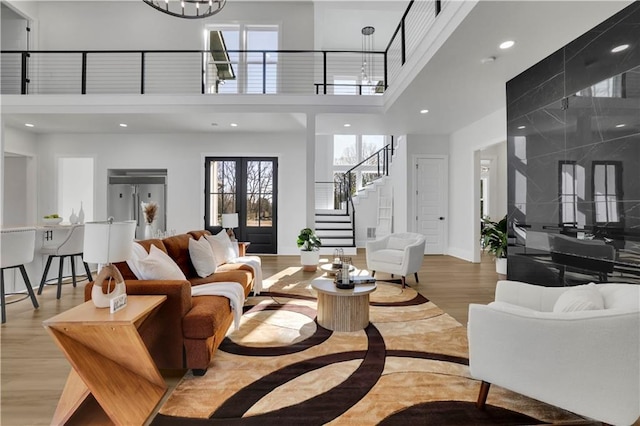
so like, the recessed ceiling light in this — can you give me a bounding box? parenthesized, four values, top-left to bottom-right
(119, 123, 128, 128)
(499, 40, 515, 50)
(615, 123, 626, 128)
(24, 123, 34, 128)
(517, 125, 526, 130)
(611, 44, 629, 53)
(230, 123, 238, 127)
(420, 109, 429, 114)
(344, 124, 351, 127)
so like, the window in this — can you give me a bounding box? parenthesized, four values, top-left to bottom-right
(593, 162, 622, 224)
(333, 135, 357, 165)
(559, 161, 578, 226)
(333, 78, 357, 95)
(207, 24, 279, 94)
(576, 75, 624, 98)
(480, 177, 489, 219)
(333, 135, 389, 192)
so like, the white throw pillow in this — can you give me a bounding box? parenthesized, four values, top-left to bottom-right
(553, 283, 604, 313)
(189, 236, 217, 278)
(387, 236, 409, 250)
(126, 242, 149, 280)
(136, 245, 187, 280)
(205, 231, 237, 265)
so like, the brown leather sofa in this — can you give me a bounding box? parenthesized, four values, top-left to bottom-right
(85, 230, 254, 375)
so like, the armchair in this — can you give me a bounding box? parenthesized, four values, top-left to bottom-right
(365, 232, 426, 288)
(468, 280, 640, 425)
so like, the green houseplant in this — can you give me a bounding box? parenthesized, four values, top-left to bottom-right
(481, 215, 508, 275)
(297, 228, 322, 271)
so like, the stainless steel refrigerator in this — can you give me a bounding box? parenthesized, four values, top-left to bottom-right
(107, 170, 167, 240)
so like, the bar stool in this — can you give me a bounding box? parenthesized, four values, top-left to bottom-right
(0, 227, 40, 324)
(37, 224, 92, 299)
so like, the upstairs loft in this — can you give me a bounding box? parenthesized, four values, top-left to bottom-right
(1, 0, 455, 97)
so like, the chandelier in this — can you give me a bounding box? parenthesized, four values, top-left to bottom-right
(360, 26, 375, 86)
(142, 0, 226, 19)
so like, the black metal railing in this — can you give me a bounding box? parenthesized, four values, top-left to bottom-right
(1, 0, 452, 96)
(0, 49, 385, 96)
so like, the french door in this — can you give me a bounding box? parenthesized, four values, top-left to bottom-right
(204, 157, 277, 254)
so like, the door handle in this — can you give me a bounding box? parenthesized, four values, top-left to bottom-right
(439, 217, 445, 220)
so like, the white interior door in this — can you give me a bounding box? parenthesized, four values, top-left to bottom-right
(415, 156, 447, 254)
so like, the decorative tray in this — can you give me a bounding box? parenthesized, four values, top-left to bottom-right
(333, 277, 376, 289)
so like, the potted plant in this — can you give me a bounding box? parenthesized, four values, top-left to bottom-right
(297, 227, 322, 272)
(481, 215, 508, 276)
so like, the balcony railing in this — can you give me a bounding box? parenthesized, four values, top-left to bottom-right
(1, 0, 452, 96)
(0, 49, 386, 96)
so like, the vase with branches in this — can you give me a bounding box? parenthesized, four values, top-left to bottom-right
(142, 202, 158, 239)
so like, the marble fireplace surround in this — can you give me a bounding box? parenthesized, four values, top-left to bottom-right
(506, 2, 640, 286)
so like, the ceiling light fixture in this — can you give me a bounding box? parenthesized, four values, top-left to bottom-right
(611, 44, 629, 53)
(119, 123, 128, 128)
(361, 26, 375, 88)
(230, 123, 238, 127)
(615, 123, 626, 128)
(142, 0, 226, 19)
(344, 124, 351, 128)
(499, 40, 515, 49)
(420, 109, 429, 114)
(517, 125, 526, 129)
(24, 123, 34, 128)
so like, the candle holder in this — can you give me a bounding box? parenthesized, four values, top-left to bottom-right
(335, 257, 354, 289)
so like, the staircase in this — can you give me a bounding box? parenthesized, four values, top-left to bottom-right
(314, 209, 356, 255)
(314, 140, 394, 255)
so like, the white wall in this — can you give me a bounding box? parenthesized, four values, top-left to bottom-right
(4, 131, 308, 254)
(2, 126, 38, 227)
(448, 108, 506, 262)
(31, 1, 314, 50)
(481, 141, 507, 222)
(3, 156, 28, 227)
(390, 134, 408, 233)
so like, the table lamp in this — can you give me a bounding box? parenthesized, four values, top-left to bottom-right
(83, 219, 136, 308)
(222, 213, 239, 241)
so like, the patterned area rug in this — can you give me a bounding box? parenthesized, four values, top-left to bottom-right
(152, 275, 585, 425)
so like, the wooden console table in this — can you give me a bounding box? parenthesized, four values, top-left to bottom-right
(44, 295, 167, 425)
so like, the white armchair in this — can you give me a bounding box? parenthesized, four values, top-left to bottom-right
(365, 232, 426, 288)
(468, 280, 640, 425)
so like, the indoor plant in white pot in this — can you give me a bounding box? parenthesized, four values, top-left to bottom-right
(297, 227, 322, 272)
(481, 215, 508, 276)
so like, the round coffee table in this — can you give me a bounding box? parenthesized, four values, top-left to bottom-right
(320, 263, 356, 276)
(311, 277, 376, 332)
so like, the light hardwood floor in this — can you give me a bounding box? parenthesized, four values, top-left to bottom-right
(0, 251, 499, 425)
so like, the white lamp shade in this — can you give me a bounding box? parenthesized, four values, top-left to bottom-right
(222, 213, 239, 228)
(83, 220, 136, 264)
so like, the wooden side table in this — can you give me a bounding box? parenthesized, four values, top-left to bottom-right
(311, 278, 376, 332)
(44, 295, 167, 425)
(237, 241, 251, 257)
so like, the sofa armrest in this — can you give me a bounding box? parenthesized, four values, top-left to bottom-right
(85, 279, 193, 370)
(366, 236, 390, 253)
(468, 303, 640, 425)
(400, 238, 426, 275)
(198, 270, 253, 297)
(495, 280, 570, 311)
(85, 279, 192, 316)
